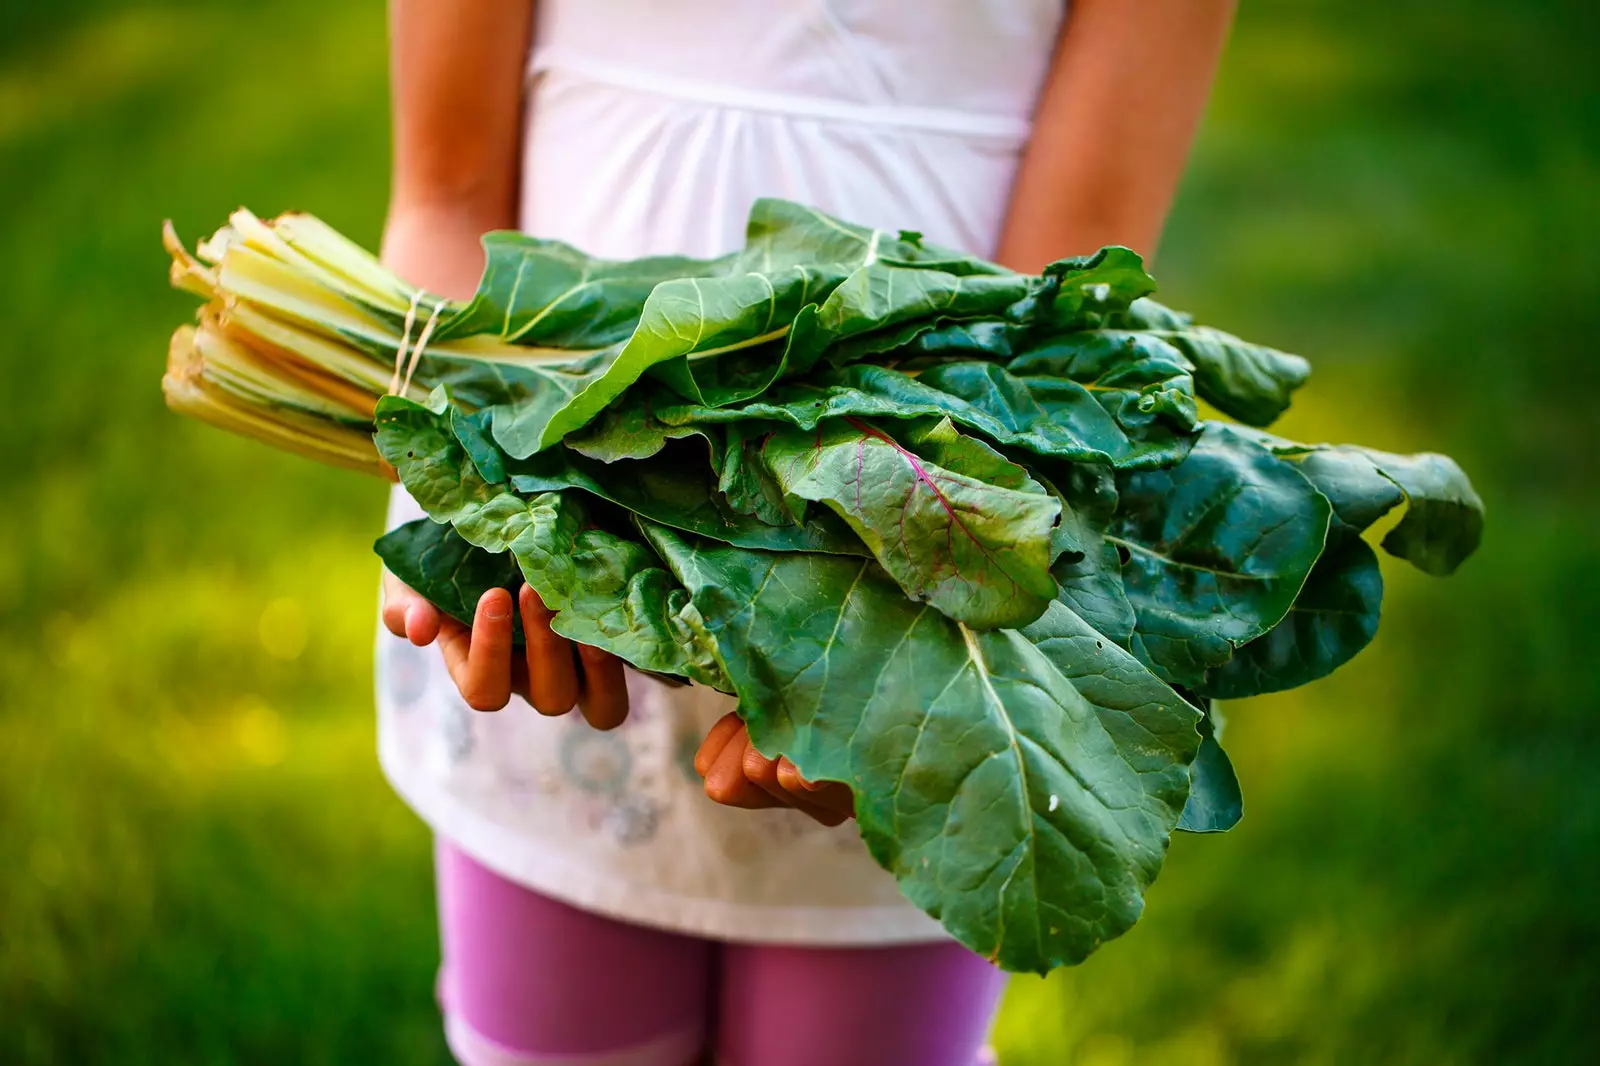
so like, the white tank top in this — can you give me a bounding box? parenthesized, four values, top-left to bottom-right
(379, 0, 1068, 944)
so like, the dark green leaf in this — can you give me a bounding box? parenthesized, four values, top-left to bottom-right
(376, 392, 866, 556)
(656, 343, 1197, 469)
(1174, 703, 1243, 833)
(1240, 431, 1486, 576)
(508, 493, 728, 689)
(1120, 298, 1310, 426)
(1040, 463, 1137, 647)
(1200, 536, 1383, 699)
(1110, 425, 1332, 686)
(374, 518, 525, 642)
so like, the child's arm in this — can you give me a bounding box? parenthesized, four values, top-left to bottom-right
(995, 0, 1237, 270)
(378, 0, 630, 728)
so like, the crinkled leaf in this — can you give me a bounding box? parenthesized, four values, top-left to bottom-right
(761, 417, 1060, 628)
(1110, 424, 1331, 686)
(656, 345, 1196, 469)
(716, 421, 792, 525)
(645, 526, 1199, 974)
(1004, 331, 1198, 440)
(562, 398, 715, 462)
(1036, 247, 1158, 328)
(802, 263, 1035, 371)
(508, 493, 728, 689)
(376, 393, 865, 556)
(1120, 298, 1310, 426)
(373, 392, 532, 551)
(374, 518, 525, 642)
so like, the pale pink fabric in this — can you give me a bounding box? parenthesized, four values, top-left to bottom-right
(435, 840, 1007, 1066)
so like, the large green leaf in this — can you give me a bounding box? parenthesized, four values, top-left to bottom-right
(1200, 536, 1383, 699)
(761, 417, 1060, 628)
(1110, 424, 1332, 687)
(375, 392, 866, 557)
(1120, 299, 1311, 426)
(654, 341, 1197, 469)
(507, 493, 728, 689)
(1231, 430, 1483, 576)
(432, 235, 724, 349)
(374, 518, 526, 643)
(1190, 435, 1482, 696)
(487, 264, 839, 456)
(819, 245, 1156, 367)
(1301, 446, 1483, 577)
(452, 200, 1042, 456)
(645, 526, 1200, 974)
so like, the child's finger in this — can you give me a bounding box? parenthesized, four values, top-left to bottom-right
(404, 599, 442, 646)
(447, 588, 514, 711)
(742, 743, 790, 807)
(576, 643, 629, 731)
(519, 585, 578, 715)
(704, 730, 780, 810)
(380, 580, 409, 639)
(773, 756, 854, 826)
(777, 757, 853, 812)
(437, 616, 472, 688)
(694, 713, 746, 778)
(744, 746, 850, 826)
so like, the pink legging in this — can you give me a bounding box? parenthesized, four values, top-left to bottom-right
(435, 840, 1007, 1066)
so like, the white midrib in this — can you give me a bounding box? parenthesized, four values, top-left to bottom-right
(958, 621, 1036, 960)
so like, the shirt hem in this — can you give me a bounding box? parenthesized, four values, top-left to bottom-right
(379, 737, 954, 947)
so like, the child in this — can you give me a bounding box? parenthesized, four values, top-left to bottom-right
(376, 2, 1234, 1063)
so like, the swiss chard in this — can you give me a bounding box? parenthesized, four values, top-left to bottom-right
(163, 197, 1483, 975)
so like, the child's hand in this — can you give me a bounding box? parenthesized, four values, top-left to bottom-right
(694, 713, 855, 827)
(381, 571, 630, 728)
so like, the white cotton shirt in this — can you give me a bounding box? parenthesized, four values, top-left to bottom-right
(378, 0, 1068, 945)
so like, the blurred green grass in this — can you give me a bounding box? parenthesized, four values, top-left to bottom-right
(1, 1, 1595, 1062)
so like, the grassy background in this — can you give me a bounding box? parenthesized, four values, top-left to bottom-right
(1, 1, 1595, 1062)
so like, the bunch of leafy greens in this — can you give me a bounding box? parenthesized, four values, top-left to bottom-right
(163, 199, 1482, 973)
